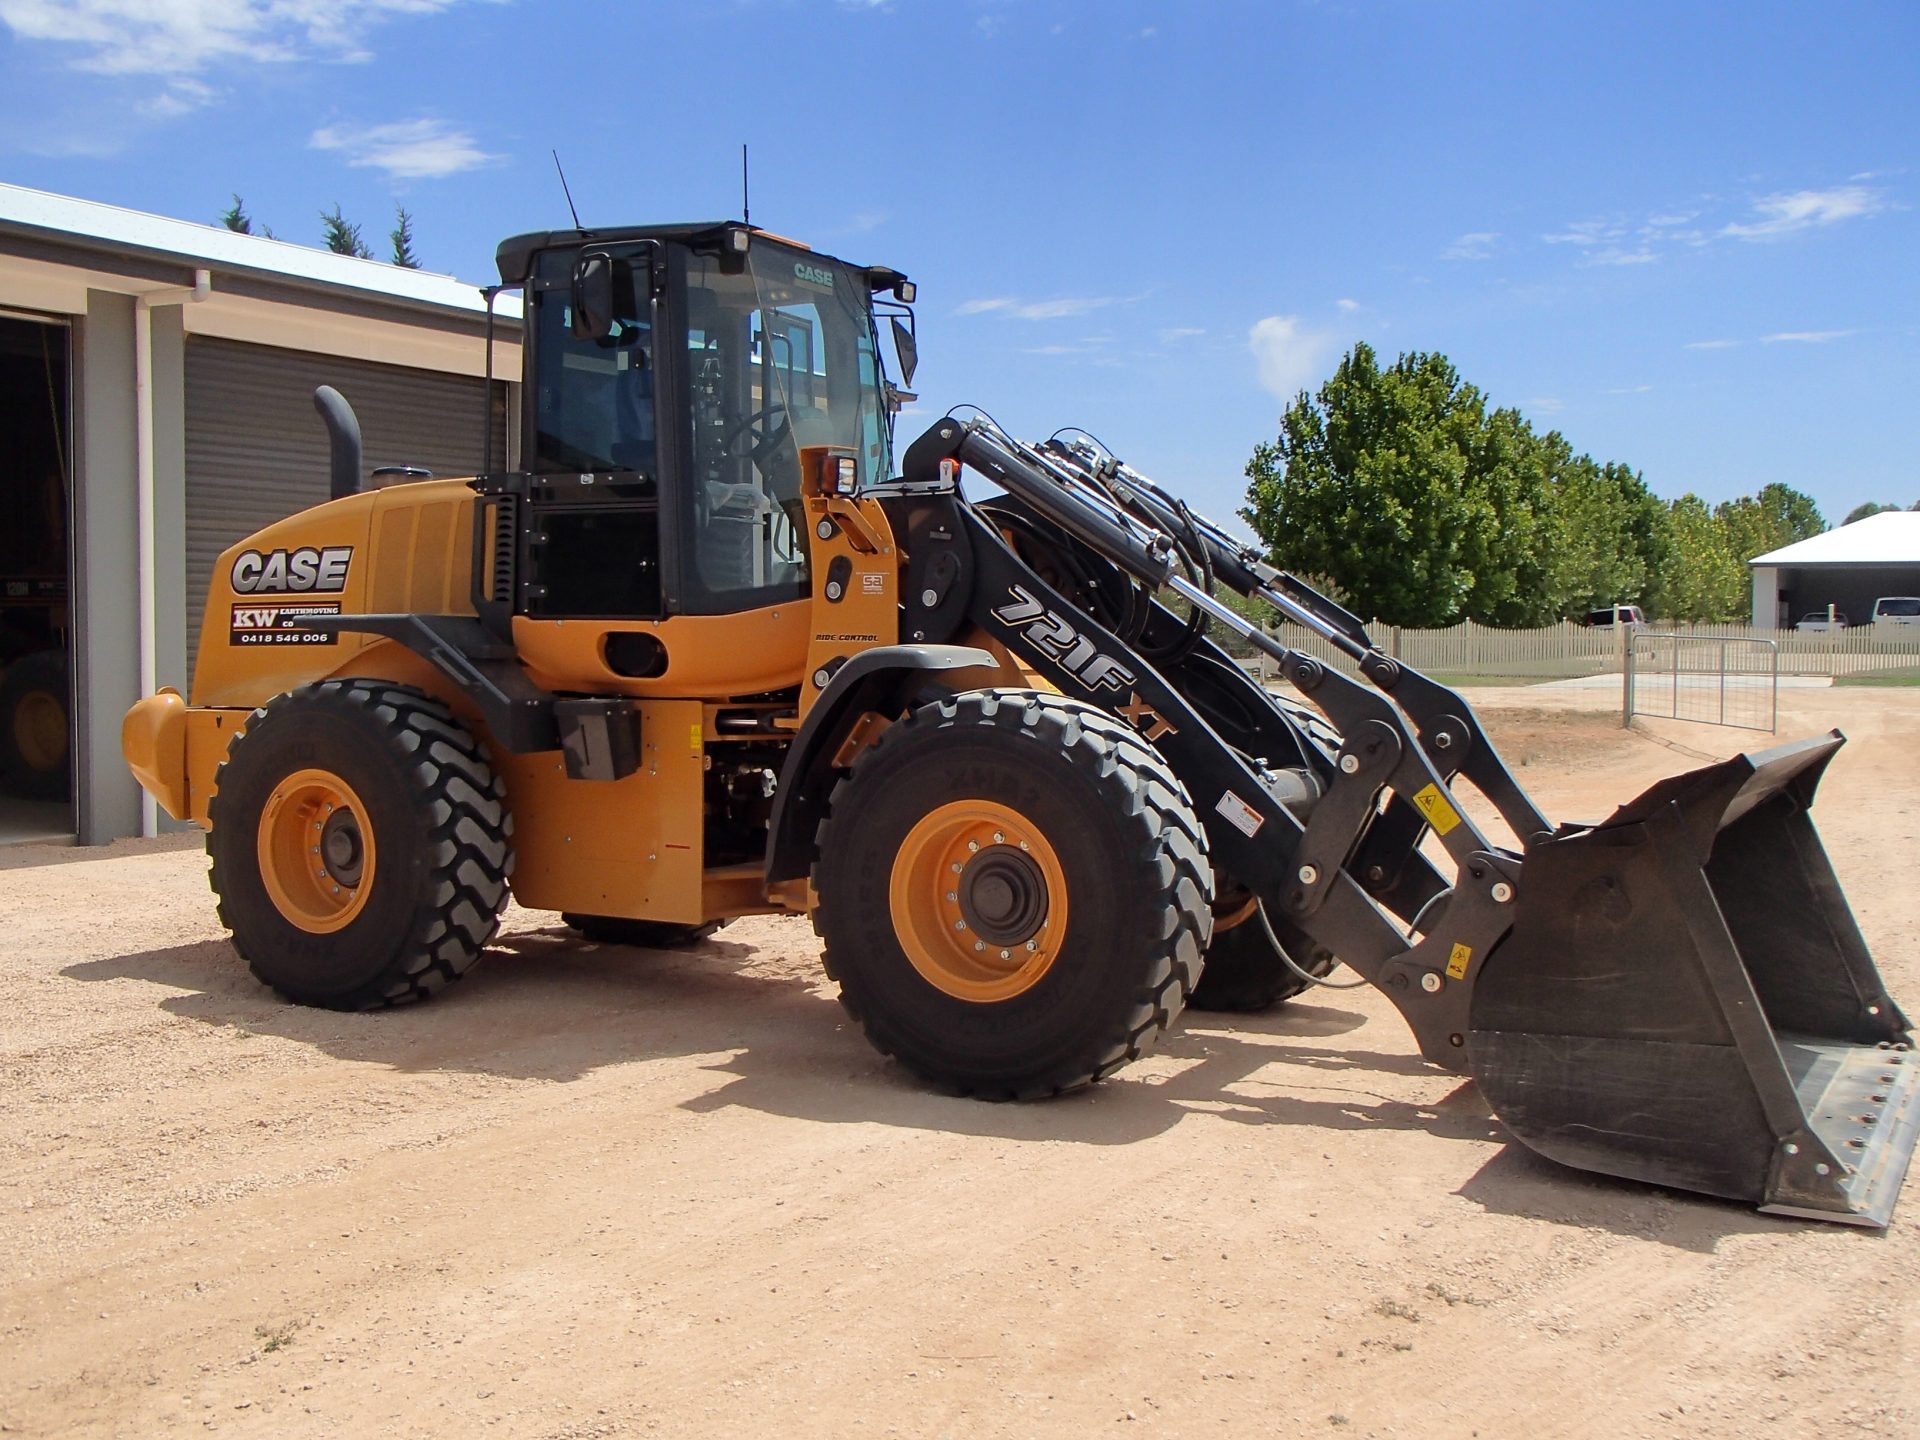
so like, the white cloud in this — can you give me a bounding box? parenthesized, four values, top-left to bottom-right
(1589, 247, 1659, 266)
(1159, 326, 1205, 342)
(1526, 397, 1565, 415)
(1335, 297, 1360, 313)
(1603, 384, 1653, 395)
(1685, 339, 1740, 350)
(1761, 329, 1854, 344)
(1722, 186, 1884, 240)
(310, 117, 496, 180)
(1442, 231, 1499, 261)
(954, 294, 1133, 320)
(1249, 315, 1331, 402)
(0, 1, 478, 77)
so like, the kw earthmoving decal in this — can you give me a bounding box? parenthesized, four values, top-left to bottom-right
(230, 546, 353, 595)
(229, 602, 341, 646)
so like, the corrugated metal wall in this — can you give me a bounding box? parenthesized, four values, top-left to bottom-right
(183, 336, 507, 672)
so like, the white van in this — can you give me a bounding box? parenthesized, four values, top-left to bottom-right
(1871, 596, 1920, 628)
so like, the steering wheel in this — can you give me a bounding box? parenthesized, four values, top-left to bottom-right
(717, 402, 793, 475)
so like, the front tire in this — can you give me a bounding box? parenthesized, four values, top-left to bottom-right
(812, 691, 1213, 1099)
(207, 680, 513, 1010)
(1187, 892, 1335, 1012)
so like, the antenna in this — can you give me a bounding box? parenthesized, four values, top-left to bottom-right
(552, 150, 583, 230)
(741, 143, 750, 227)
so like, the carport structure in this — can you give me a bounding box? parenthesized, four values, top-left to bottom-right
(0, 183, 523, 844)
(1750, 510, 1920, 630)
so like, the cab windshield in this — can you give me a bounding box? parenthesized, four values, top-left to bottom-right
(680, 241, 893, 609)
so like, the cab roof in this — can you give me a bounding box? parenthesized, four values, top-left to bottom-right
(495, 221, 871, 287)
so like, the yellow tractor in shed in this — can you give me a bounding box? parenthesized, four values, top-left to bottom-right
(124, 220, 1919, 1225)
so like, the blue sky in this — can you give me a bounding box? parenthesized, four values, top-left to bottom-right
(2, 1, 1914, 531)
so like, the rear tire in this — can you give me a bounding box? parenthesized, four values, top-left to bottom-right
(562, 913, 724, 949)
(812, 690, 1213, 1099)
(1187, 895, 1335, 1012)
(207, 680, 513, 1010)
(0, 651, 70, 801)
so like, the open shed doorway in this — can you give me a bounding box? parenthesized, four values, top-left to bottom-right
(0, 313, 73, 842)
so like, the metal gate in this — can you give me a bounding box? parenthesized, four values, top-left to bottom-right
(1625, 633, 1779, 733)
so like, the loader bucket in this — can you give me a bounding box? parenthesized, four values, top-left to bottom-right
(1466, 732, 1920, 1226)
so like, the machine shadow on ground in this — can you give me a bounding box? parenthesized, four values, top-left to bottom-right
(66, 922, 1821, 1250)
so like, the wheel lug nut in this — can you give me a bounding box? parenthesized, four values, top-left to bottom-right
(951, 863, 963, 874)
(993, 832, 1004, 843)
(1000, 949, 1011, 960)
(947, 892, 958, 902)
(974, 941, 985, 952)
(954, 920, 966, 931)
(1026, 941, 1038, 952)
(968, 841, 979, 852)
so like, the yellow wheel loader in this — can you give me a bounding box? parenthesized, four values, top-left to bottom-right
(124, 221, 1918, 1224)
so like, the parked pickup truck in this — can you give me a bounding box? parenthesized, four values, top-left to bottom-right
(1871, 596, 1920, 629)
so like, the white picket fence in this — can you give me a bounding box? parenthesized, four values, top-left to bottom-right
(1243, 617, 1920, 681)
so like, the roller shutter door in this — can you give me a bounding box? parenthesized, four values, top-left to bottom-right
(184, 336, 508, 672)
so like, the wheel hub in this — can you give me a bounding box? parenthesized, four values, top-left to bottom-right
(956, 846, 1048, 946)
(320, 809, 364, 887)
(255, 768, 378, 935)
(888, 801, 1070, 1003)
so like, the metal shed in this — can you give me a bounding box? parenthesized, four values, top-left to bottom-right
(0, 183, 523, 844)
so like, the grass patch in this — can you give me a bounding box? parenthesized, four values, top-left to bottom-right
(1835, 665, 1920, 687)
(255, 1319, 303, 1353)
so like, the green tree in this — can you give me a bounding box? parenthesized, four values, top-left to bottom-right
(390, 206, 420, 269)
(320, 204, 373, 259)
(1648, 493, 1746, 622)
(220, 195, 275, 239)
(1714, 482, 1824, 563)
(1843, 501, 1899, 524)
(1549, 455, 1671, 616)
(1243, 344, 1510, 626)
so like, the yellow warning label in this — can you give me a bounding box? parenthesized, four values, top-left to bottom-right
(1412, 783, 1463, 836)
(689, 722, 703, 756)
(1446, 942, 1473, 980)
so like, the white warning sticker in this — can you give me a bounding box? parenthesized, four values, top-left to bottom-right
(1215, 790, 1265, 838)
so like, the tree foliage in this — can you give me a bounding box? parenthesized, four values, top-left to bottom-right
(1243, 343, 1669, 627)
(1844, 501, 1901, 524)
(390, 206, 420, 269)
(1242, 342, 1830, 628)
(219, 195, 274, 239)
(321, 203, 373, 259)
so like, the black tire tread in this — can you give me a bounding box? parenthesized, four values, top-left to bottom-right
(813, 689, 1213, 1099)
(207, 679, 513, 1009)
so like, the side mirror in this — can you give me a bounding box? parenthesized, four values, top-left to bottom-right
(571, 251, 616, 341)
(891, 315, 918, 388)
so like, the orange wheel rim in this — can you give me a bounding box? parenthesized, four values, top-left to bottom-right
(256, 768, 376, 934)
(889, 800, 1068, 1002)
(15, 690, 65, 771)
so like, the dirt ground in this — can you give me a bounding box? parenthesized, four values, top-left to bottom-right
(3, 685, 1917, 1439)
